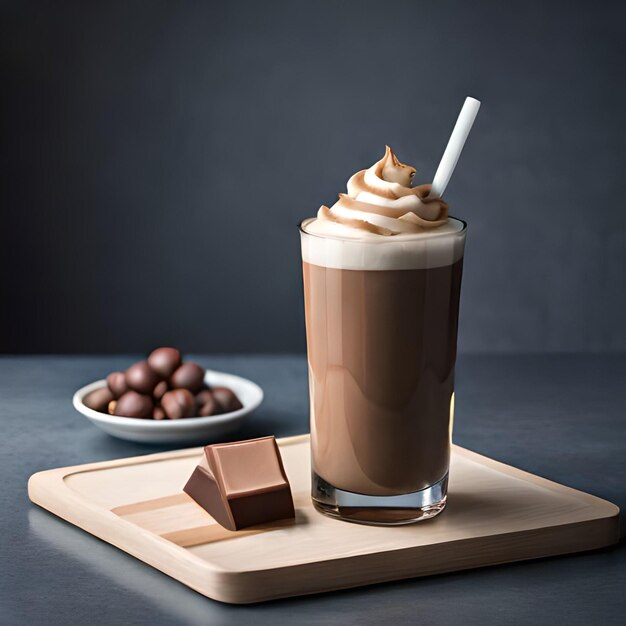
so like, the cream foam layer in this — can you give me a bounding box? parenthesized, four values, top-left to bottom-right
(305, 146, 449, 238)
(301, 217, 466, 270)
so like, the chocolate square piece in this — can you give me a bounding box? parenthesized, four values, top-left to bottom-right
(183, 436, 295, 531)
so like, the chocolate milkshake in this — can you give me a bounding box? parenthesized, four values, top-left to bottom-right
(300, 146, 467, 524)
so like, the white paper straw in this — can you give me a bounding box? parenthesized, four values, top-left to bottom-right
(430, 97, 481, 198)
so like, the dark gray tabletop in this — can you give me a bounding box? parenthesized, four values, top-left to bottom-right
(2, 354, 625, 625)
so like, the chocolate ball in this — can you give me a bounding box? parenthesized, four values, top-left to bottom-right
(125, 361, 160, 394)
(170, 362, 205, 393)
(153, 406, 166, 420)
(83, 387, 114, 412)
(195, 389, 213, 406)
(148, 347, 182, 379)
(114, 391, 153, 418)
(161, 389, 196, 419)
(195, 389, 220, 417)
(153, 380, 169, 401)
(106, 372, 128, 398)
(212, 387, 243, 413)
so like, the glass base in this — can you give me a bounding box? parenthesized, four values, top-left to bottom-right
(312, 471, 448, 526)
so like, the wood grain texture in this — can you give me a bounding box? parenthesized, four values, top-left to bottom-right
(28, 434, 619, 604)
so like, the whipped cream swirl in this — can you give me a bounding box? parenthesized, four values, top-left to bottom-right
(305, 146, 449, 238)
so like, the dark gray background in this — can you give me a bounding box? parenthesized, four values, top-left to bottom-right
(2, 0, 625, 354)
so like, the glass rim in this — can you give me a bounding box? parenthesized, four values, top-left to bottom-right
(298, 216, 467, 244)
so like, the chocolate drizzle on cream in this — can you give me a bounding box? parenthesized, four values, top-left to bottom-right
(308, 146, 449, 238)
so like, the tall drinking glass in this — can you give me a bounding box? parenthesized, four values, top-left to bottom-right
(300, 218, 467, 525)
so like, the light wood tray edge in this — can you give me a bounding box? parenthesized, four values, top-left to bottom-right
(222, 515, 620, 603)
(452, 446, 620, 519)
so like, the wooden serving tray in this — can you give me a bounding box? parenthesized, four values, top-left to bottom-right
(28, 434, 619, 604)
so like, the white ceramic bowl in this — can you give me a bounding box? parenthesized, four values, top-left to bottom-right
(73, 370, 263, 444)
